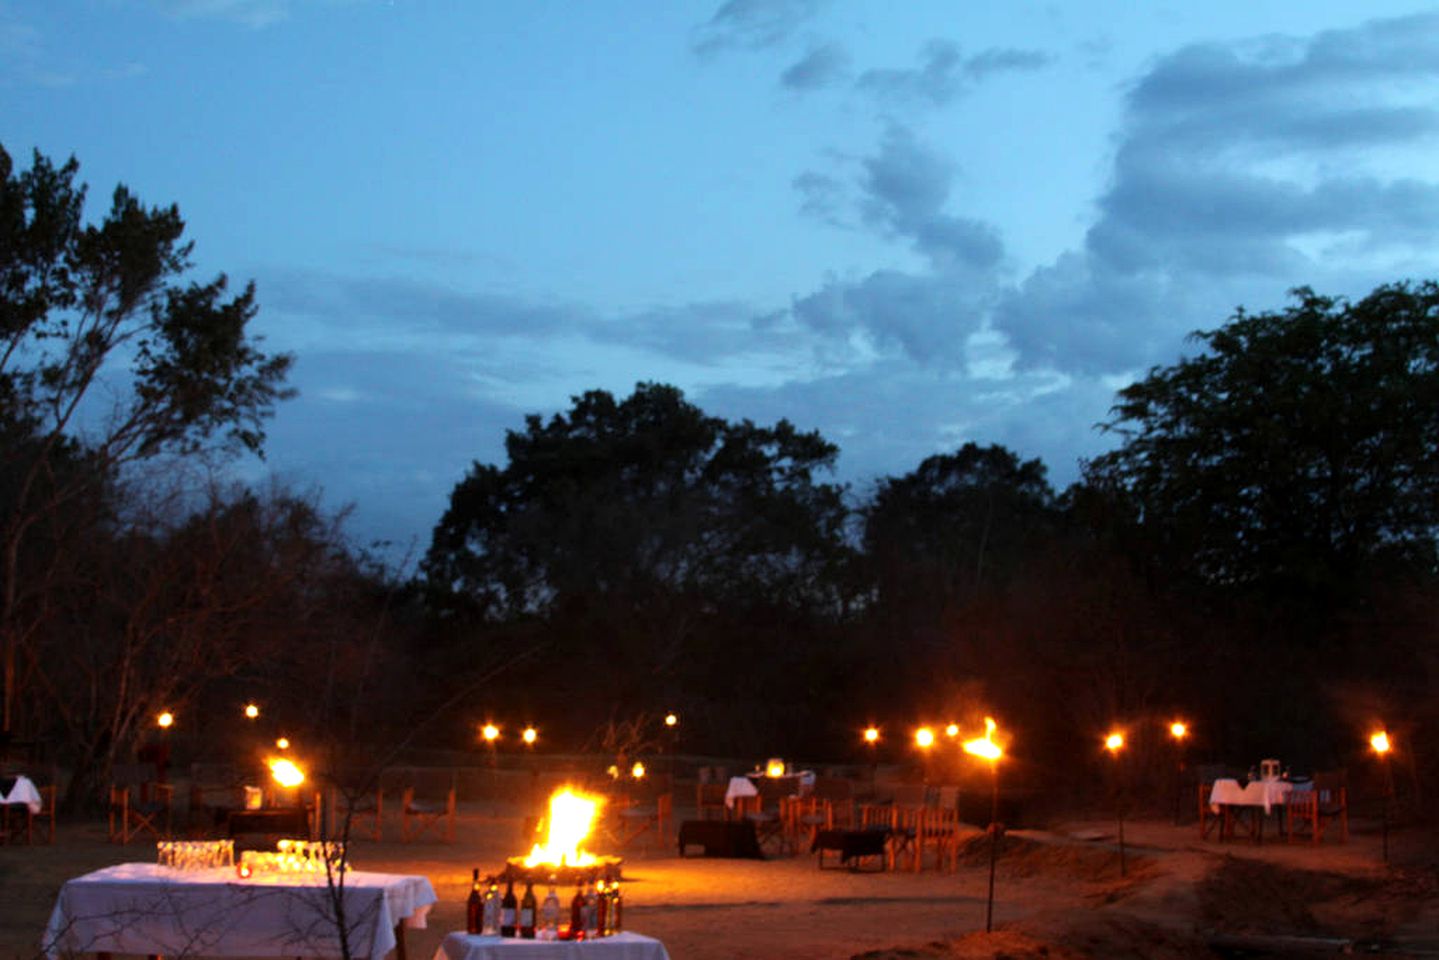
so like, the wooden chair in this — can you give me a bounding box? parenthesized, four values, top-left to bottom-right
(27, 783, 57, 844)
(108, 783, 173, 844)
(893, 805, 925, 872)
(1198, 781, 1225, 840)
(785, 796, 833, 852)
(916, 805, 960, 873)
(617, 792, 672, 852)
(735, 794, 785, 856)
(401, 784, 456, 843)
(695, 782, 728, 820)
(337, 787, 384, 842)
(1287, 772, 1348, 844)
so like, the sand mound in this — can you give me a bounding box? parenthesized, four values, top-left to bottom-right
(950, 832, 1152, 884)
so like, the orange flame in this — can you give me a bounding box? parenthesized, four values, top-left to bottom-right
(268, 757, 305, 788)
(963, 717, 1003, 761)
(523, 788, 604, 868)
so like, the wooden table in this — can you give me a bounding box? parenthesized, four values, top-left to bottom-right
(44, 863, 435, 960)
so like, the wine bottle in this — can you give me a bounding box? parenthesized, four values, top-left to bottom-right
(500, 877, 517, 937)
(465, 868, 482, 935)
(589, 879, 604, 938)
(519, 880, 537, 939)
(481, 877, 500, 935)
(608, 877, 623, 934)
(569, 883, 586, 941)
(539, 877, 561, 941)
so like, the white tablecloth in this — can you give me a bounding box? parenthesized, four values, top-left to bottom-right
(1208, 778, 1294, 815)
(1, 774, 42, 814)
(44, 863, 435, 960)
(722, 771, 817, 808)
(435, 931, 670, 960)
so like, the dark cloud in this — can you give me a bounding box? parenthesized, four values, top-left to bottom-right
(692, 0, 825, 57)
(790, 270, 992, 366)
(856, 39, 1052, 106)
(860, 124, 1004, 272)
(995, 13, 1439, 375)
(781, 41, 850, 90)
(698, 363, 1114, 491)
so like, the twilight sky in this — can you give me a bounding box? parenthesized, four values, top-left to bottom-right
(7, 0, 1439, 563)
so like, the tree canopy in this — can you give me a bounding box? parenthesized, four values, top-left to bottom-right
(0, 144, 294, 732)
(1085, 282, 1439, 605)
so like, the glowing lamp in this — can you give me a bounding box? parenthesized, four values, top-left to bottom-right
(765, 758, 786, 777)
(915, 727, 935, 749)
(522, 727, 537, 745)
(268, 757, 305, 788)
(1169, 721, 1187, 740)
(275, 737, 290, 750)
(963, 717, 1003, 762)
(1104, 732, 1125, 753)
(1370, 731, 1391, 755)
(157, 711, 174, 729)
(244, 703, 260, 720)
(863, 726, 880, 744)
(237, 862, 252, 879)
(664, 713, 678, 727)
(482, 723, 500, 743)
(945, 723, 960, 738)
(631, 761, 646, 779)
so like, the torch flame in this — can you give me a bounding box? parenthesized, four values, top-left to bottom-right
(268, 757, 306, 788)
(963, 717, 1003, 761)
(523, 788, 603, 868)
(1371, 731, 1391, 755)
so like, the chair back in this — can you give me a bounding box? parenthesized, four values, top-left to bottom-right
(859, 802, 893, 830)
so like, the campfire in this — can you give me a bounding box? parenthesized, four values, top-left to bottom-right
(504, 787, 621, 885)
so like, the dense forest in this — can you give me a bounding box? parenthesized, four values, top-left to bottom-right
(4, 146, 1436, 814)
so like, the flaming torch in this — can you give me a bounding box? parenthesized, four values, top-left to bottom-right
(1370, 730, 1393, 863)
(963, 717, 1004, 933)
(1169, 720, 1189, 825)
(1104, 731, 1127, 877)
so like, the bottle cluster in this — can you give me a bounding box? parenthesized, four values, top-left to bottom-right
(466, 869, 623, 941)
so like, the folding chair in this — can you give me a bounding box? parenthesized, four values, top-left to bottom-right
(338, 787, 384, 842)
(736, 795, 786, 856)
(858, 802, 897, 870)
(916, 805, 960, 873)
(401, 784, 456, 843)
(28, 783, 57, 844)
(108, 783, 173, 844)
(617, 792, 672, 853)
(695, 782, 728, 820)
(1287, 772, 1348, 844)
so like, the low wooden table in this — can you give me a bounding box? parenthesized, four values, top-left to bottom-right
(676, 819, 762, 859)
(227, 807, 310, 838)
(811, 828, 888, 871)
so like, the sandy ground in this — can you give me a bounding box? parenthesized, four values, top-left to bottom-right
(3, 800, 1437, 960)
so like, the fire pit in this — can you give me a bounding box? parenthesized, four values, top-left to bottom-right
(504, 787, 623, 886)
(501, 856, 622, 887)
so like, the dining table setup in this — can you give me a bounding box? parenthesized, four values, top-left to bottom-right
(43, 859, 437, 960)
(1, 772, 45, 843)
(1202, 760, 1311, 843)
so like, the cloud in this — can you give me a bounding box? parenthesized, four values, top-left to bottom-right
(859, 124, 1004, 273)
(781, 41, 850, 90)
(692, 0, 826, 57)
(698, 362, 1114, 491)
(856, 39, 1052, 107)
(784, 125, 1006, 366)
(994, 13, 1439, 376)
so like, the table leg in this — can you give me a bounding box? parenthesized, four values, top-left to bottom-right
(393, 922, 407, 960)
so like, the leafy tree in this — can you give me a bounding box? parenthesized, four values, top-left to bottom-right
(422, 383, 853, 737)
(0, 144, 293, 733)
(864, 442, 1057, 610)
(1086, 282, 1439, 606)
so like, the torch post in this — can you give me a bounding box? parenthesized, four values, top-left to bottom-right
(963, 717, 1004, 934)
(1169, 721, 1188, 826)
(1105, 732, 1127, 878)
(1370, 731, 1393, 864)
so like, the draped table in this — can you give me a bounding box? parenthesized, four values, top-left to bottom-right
(1, 774, 43, 843)
(434, 931, 670, 960)
(44, 863, 436, 960)
(1207, 778, 1298, 842)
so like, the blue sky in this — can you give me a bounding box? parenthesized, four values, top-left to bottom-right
(7, 0, 1439, 563)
